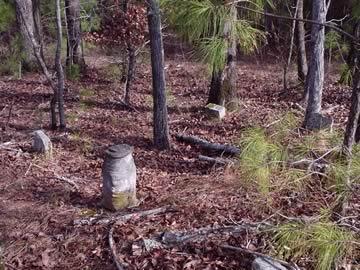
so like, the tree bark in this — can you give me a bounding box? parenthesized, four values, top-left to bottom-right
(64, 0, 85, 68)
(15, 0, 43, 71)
(304, 0, 329, 128)
(208, 5, 237, 110)
(147, 0, 170, 150)
(283, 0, 300, 91)
(124, 45, 136, 105)
(296, 0, 308, 83)
(56, 0, 66, 130)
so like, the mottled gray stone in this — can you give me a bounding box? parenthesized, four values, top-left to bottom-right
(102, 144, 137, 211)
(32, 130, 52, 156)
(252, 257, 287, 270)
(205, 103, 226, 120)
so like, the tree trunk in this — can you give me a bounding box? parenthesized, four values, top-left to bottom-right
(304, 0, 328, 128)
(56, 0, 66, 130)
(124, 45, 136, 105)
(65, 0, 85, 68)
(296, 0, 308, 83)
(208, 5, 237, 110)
(147, 0, 170, 150)
(283, 0, 300, 91)
(333, 22, 360, 219)
(15, 0, 43, 71)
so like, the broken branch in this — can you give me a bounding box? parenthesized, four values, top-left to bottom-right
(73, 205, 176, 226)
(175, 134, 240, 156)
(109, 226, 125, 270)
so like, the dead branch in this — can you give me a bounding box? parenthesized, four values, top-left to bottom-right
(73, 205, 176, 226)
(175, 134, 240, 156)
(157, 223, 270, 246)
(109, 226, 125, 270)
(198, 155, 235, 166)
(53, 175, 79, 190)
(221, 245, 300, 270)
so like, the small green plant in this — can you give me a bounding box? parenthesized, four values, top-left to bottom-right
(274, 219, 356, 270)
(79, 87, 95, 98)
(69, 132, 93, 154)
(238, 127, 286, 193)
(339, 63, 353, 86)
(67, 112, 79, 125)
(66, 64, 81, 81)
(0, 35, 23, 78)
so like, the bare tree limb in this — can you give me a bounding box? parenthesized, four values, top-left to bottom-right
(108, 226, 125, 270)
(73, 205, 176, 226)
(175, 134, 240, 156)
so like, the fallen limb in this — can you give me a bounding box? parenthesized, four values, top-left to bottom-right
(73, 205, 176, 226)
(109, 226, 125, 270)
(53, 175, 79, 191)
(157, 222, 270, 246)
(198, 155, 235, 165)
(221, 245, 300, 270)
(175, 134, 240, 156)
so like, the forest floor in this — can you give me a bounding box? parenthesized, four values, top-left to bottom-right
(0, 48, 357, 269)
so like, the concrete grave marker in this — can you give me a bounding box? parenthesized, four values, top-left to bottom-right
(205, 103, 226, 120)
(102, 144, 137, 211)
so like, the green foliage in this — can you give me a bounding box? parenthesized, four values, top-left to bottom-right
(0, 0, 15, 32)
(339, 63, 353, 86)
(0, 35, 24, 78)
(81, 0, 101, 32)
(238, 127, 286, 193)
(161, 0, 265, 73)
(274, 220, 356, 270)
(325, 30, 342, 50)
(66, 64, 81, 81)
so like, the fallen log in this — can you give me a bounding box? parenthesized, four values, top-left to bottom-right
(175, 134, 240, 156)
(73, 205, 176, 226)
(221, 245, 300, 270)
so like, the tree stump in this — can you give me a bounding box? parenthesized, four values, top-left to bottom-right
(102, 144, 137, 211)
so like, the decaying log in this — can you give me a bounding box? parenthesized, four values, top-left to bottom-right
(73, 205, 176, 226)
(109, 226, 125, 270)
(175, 134, 240, 155)
(221, 245, 300, 270)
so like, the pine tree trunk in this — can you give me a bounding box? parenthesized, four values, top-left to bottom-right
(56, 0, 66, 130)
(124, 45, 136, 105)
(65, 0, 85, 68)
(147, 0, 170, 150)
(207, 5, 237, 110)
(15, 0, 43, 71)
(296, 0, 307, 83)
(304, 0, 328, 128)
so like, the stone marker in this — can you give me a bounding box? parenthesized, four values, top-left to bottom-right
(33, 130, 52, 157)
(252, 257, 287, 270)
(205, 103, 226, 120)
(102, 144, 137, 211)
(305, 113, 333, 131)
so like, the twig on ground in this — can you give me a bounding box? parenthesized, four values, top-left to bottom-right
(109, 225, 125, 270)
(115, 100, 139, 112)
(53, 175, 79, 190)
(73, 205, 176, 226)
(221, 245, 300, 270)
(175, 134, 240, 155)
(32, 164, 79, 190)
(198, 155, 235, 166)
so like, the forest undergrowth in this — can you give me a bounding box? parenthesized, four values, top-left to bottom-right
(0, 50, 359, 269)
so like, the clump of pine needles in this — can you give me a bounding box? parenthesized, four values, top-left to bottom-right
(273, 218, 357, 270)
